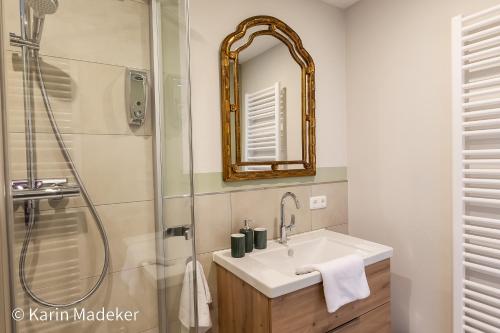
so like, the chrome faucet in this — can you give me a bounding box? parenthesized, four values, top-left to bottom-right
(279, 192, 301, 245)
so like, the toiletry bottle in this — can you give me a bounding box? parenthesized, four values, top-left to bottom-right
(239, 219, 254, 253)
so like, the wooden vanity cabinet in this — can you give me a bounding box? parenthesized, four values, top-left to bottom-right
(216, 259, 391, 333)
(327, 303, 390, 333)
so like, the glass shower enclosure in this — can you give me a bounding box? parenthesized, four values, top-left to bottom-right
(0, 0, 199, 332)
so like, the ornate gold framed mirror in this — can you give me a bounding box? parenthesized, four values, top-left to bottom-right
(220, 16, 316, 181)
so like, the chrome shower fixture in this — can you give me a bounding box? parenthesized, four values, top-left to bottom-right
(26, 0, 59, 17)
(26, 0, 59, 43)
(10, 0, 111, 308)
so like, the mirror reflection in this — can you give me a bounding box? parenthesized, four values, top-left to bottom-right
(238, 36, 302, 171)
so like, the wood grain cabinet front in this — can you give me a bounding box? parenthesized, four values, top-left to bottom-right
(327, 303, 391, 333)
(216, 259, 391, 333)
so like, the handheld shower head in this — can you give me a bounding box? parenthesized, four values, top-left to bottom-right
(25, 0, 58, 44)
(26, 0, 59, 17)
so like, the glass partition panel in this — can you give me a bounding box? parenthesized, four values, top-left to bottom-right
(0, 0, 197, 332)
(153, 0, 198, 332)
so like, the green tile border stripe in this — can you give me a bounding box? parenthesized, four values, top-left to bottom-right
(193, 166, 347, 195)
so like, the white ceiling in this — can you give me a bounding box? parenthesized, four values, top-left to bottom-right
(320, 0, 361, 9)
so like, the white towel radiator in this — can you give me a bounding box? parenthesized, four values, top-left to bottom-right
(453, 4, 500, 333)
(244, 82, 283, 171)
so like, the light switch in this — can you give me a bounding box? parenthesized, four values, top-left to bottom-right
(310, 195, 327, 210)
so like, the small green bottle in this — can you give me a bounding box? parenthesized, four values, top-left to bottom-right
(239, 219, 254, 253)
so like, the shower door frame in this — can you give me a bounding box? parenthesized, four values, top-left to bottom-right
(0, 0, 16, 331)
(149, 1, 168, 332)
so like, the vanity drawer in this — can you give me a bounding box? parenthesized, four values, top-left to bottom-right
(270, 259, 390, 333)
(216, 259, 391, 333)
(327, 303, 391, 333)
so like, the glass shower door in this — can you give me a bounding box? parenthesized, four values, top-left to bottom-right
(0, 0, 197, 332)
(151, 0, 199, 332)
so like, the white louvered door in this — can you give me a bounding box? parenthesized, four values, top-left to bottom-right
(453, 5, 500, 333)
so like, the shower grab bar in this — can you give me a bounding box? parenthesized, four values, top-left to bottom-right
(12, 185, 81, 201)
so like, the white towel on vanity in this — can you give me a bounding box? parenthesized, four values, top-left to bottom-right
(298, 254, 370, 313)
(179, 260, 212, 333)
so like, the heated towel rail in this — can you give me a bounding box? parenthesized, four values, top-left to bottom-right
(453, 4, 500, 333)
(244, 83, 283, 171)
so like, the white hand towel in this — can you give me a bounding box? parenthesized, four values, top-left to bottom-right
(179, 260, 212, 332)
(299, 255, 370, 313)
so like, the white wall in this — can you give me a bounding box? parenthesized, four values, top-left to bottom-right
(190, 0, 347, 173)
(346, 0, 500, 332)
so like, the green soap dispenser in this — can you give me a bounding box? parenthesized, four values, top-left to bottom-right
(239, 219, 254, 253)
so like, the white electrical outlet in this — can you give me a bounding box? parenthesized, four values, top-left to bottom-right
(309, 195, 327, 210)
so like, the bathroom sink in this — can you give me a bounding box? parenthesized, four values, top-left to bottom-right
(213, 229, 393, 298)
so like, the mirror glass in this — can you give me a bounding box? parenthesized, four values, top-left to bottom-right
(237, 36, 303, 171)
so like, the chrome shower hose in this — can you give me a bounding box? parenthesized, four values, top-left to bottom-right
(18, 52, 110, 308)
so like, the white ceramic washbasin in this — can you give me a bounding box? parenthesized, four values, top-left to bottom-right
(213, 229, 393, 298)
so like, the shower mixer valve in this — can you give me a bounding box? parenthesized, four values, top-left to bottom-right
(11, 178, 81, 202)
(12, 178, 68, 190)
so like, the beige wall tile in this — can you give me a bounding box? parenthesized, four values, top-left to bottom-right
(311, 182, 348, 230)
(164, 197, 192, 228)
(12, 207, 99, 292)
(88, 266, 158, 333)
(5, 52, 151, 136)
(8, 132, 77, 184)
(73, 134, 154, 205)
(195, 194, 231, 254)
(12, 201, 156, 291)
(163, 197, 194, 261)
(327, 223, 349, 234)
(96, 201, 156, 273)
(14, 266, 158, 333)
(280, 186, 313, 236)
(8, 130, 83, 211)
(8, 133, 154, 205)
(140, 328, 160, 333)
(230, 186, 312, 240)
(230, 188, 276, 239)
(4, 0, 150, 69)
